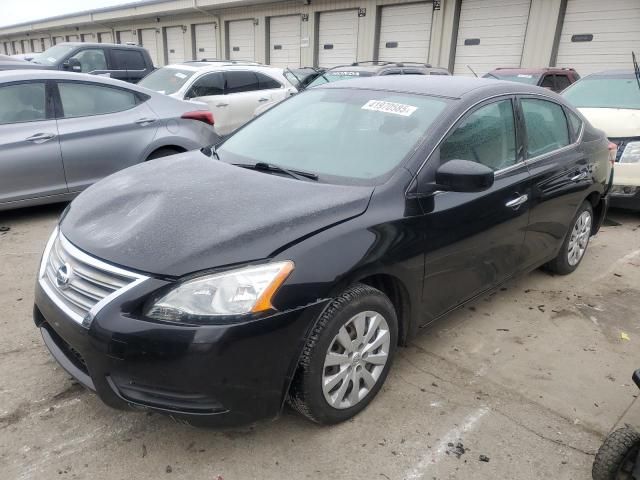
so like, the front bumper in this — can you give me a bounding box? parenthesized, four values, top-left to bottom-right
(34, 279, 328, 427)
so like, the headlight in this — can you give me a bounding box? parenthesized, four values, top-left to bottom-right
(620, 141, 640, 163)
(145, 261, 294, 323)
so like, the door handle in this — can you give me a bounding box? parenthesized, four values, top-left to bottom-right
(505, 194, 528, 209)
(571, 171, 588, 182)
(258, 97, 269, 102)
(25, 133, 55, 143)
(135, 117, 156, 126)
(216, 103, 229, 108)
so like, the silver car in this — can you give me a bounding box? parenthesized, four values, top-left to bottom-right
(0, 70, 219, 211)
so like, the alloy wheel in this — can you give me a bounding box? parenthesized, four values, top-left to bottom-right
(322, 311, 390, 409)
(567, 210, 592, 266)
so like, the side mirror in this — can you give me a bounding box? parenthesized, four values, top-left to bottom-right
(63, 58, 82, 72)
(435, 159, 494, 193)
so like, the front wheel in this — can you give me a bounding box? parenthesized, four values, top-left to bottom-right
(288, 284, 398, 424)
(592, 425, 640, 480)
(546, 201, 594, 275)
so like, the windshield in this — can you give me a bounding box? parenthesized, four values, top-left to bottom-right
(31, 45, 76, 66)
(138, 67, 196, 95)
(484, 73, 540, 85)
(217, 88, 449, 185)
(308, 70, 375, 88)
(562, 76, 640, 109)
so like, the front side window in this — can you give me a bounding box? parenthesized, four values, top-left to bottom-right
(59, 83, 138, 118)
(440, 99, 517, 171)
(224, 71, 259, 94)
(70, 49, 107, 73)
(188, 72, 224, 98)
(112, 49, 146, 70)
(218, 88, 449, 184)
(521, 98, 570, 157)
(0, 82, 46, 124)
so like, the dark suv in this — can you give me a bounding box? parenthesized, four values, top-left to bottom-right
(484, 67, 580, 93)
(0, 43, 155, 83)
(308, 61, 450, 87)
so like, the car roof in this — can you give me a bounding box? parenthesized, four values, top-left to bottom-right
(489, 67, 576, 75)
(162, 62, 283, 73)
(0, 69, 153, 93)
(327, 62, 448, 73)
(51, 42, 144, 49)
(317, 74, 557, 100)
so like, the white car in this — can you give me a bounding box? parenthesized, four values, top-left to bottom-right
(563, 69, 640, 210)
(139, 61, 297, 136)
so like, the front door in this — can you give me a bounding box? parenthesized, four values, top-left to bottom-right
(0, 81, 67, 204)
(417, 97, 531, 324)
(55, 80, 159, 192)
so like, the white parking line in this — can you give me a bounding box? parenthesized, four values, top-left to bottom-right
(405, 407, 489, 480)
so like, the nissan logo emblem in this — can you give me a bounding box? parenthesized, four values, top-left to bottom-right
(55, 263, 73, 289)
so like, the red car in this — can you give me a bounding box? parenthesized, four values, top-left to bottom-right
(483, 67, 580, 93)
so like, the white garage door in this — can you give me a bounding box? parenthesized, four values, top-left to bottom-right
(31, 39, 42, 52)
(555, 0, 640, 76)
(378, 3, 433, 64)
(140, 29, 160, 66)
(117, 30, 134, 44)
(453, 0, 531, 76)
(43, 38, 52, 50)
(67, 35, 80, 42)
(53, 36, 64, 45)
(317, 10, 359, 67)
(98, 32, 113, 43)
(165, 26, 186, 64)
(21, 40, 31, 52)
(194, 23, 217, 60)
(269, 15, 301, 68)
(228, 20, 255, 61)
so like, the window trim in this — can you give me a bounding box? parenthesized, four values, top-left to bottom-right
(53, 80, 143, 120)
(0, 80, 52, 125)
(516, 95, 579, 164)
(186, 71, 225, 98)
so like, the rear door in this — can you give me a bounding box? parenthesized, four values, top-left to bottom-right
(0, 80, 67, 204)
(220, 70, 262, 134)
(418, 97, 530, 323)
(185, 71, 229, 133)
(517, 96, 593, 268)
(54, 80, 159, 192)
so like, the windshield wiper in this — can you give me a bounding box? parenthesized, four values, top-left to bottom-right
(201, 144, 220, 160)
(235, 162, 318, 181)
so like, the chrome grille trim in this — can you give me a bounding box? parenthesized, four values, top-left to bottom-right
(38, 227, 149, 328)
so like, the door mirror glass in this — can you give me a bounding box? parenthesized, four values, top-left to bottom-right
(435, 159, 494, 193)
(63, 57, 82, 72)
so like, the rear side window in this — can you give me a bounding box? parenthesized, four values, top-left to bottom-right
(58, 83, 138, 118)
(256, 72, 281, 89)
(188, 72, 224, 97)
(112, 49, 146, 70)
(440, 99, 517, 171)
(224, 71, 259, 94)
(0, 82, 46, 124)
(566, 110, 583, 140)
(521, 98, 570, 157)
(555, 74, 571, 91)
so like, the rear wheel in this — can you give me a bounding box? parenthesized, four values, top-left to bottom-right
(592, 425, 640, 480)
(546, 201, 593, 275)
(288, 284, 397, 424)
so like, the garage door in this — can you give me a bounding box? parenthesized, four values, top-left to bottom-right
(31, 39, 42, 52)
(98, 32, 113, 43)
(453, 0, 531, 76)
(378, 3, 433, 63)
(268, 15, 301, 67)
(67, 35, 80, 42)
(555, 0, 640, 76)
(165, 26, 186, 64)
(228, 20, 255, 61)
(117, 30, 134, 44)
(194, 23, 217, 60)
(317, 10, 359, 67)
(140, 28, 160, 66)
(43, 38, 51, 50)
(53, 36, 64, 45)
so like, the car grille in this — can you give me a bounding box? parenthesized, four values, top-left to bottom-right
(610, 137, 639, 162)
(39, 228, 147, 327)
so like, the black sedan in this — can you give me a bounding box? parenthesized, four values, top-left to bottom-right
(34, 76, 612, 426)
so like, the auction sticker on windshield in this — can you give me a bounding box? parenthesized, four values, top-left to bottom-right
(362, 100, 417, 116)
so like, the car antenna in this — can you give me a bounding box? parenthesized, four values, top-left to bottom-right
(466, 65, 478, 78)
(633, 51, 640, 90)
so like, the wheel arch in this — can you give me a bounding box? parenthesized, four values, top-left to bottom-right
(145, 145, 187, 161)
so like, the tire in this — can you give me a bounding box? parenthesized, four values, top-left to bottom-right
(592, 425, 640, 480)
(288, 283, 398, 424)
(546, 201, 594, 275)
(145, 148, 182, 161)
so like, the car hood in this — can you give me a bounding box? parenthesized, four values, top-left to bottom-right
(578, 108, 640, 137)
(0, 61, 50, 70)
(60, 153, 373, 277)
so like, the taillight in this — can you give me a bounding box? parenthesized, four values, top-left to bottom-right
(181, 110, 214, 126)
(608, 141, 617, 165)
